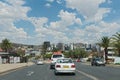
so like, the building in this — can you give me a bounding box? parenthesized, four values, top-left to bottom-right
(69, 43, 74, 50)
(101, 47, 115, 60)
(0, 52, 20, 64)
(73, 43, 85, 49)
(56, 43, 64, 51)
(43, 41, 51, 51)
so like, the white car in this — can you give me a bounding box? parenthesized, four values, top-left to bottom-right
(50, 54, 64, 69)
(54, 58, 76, 75)
(36, 60, 44, 65)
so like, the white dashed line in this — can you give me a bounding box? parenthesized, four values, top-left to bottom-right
(26, 71, 34, 76)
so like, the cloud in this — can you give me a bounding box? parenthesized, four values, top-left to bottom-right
(50, 10, 82, 30)
(47, 0, 62, 4)
(0, 0, 30, 20)
(29, 8, 120, 44)
(98, 21, 120, 36)
(0, 0, 30, 43)
(48, 10, 83, 43)
(28, 16, 70, 43)
(56, 0, 62, 4)
(107, 0, 112, 4)
(66, 0, 111, 22)
(0, 19, 27, 43)
(93, 8, 110, 22)
(45, 3, 51, 8)
(58, 10, 82, 25)
(28, 10, 82, 43)
(0, 0, 119, 45)
(72, 21, 120, 44)
(29, 17, 48, 32)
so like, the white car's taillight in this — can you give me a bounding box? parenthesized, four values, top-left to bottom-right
(56, 65, 61, 68)
(71, 64, 75, 68)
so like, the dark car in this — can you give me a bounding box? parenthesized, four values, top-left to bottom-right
(91, 58, 105, 66)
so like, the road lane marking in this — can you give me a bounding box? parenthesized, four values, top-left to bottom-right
(76, 69, 99, 80)
(26, 71, 34, 76)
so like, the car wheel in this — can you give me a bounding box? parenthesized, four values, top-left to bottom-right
(50, 65, 52, 69)
(91, 63, 94, 66)
(72, 73, 76, 75)
(54, 71, 58, 75)
(95, 63, 98, 66)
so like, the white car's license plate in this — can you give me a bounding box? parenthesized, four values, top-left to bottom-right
(63, 65, 69, 68)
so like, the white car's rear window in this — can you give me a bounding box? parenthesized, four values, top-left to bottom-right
(57, 59, 73, 63)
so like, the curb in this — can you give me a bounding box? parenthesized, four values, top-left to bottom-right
(0, 63, 34, 76)
(106, 64, 120, 68)
(0, 65, 28, 76)
(81, 62, 120, 68)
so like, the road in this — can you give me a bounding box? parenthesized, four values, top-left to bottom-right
(0, 62, 120, 80)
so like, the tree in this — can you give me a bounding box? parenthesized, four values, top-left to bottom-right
(112, 32, 120, 56)
(16, 48, 25, 57)
(98, 36, 110, 62)
(74, 48, 87, 58)
(64, 48, 87, 58)
(1, 39, 12, 52)
(52, 47, 59, 52)
(63, 50, 74, 58)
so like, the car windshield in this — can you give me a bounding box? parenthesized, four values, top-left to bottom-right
(57, 59, 73, 63)
(94, 58, 103, 62)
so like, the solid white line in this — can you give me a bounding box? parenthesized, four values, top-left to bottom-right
(76, 69, 99, 80)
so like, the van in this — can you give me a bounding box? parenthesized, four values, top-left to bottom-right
(50, 54, 64, 69)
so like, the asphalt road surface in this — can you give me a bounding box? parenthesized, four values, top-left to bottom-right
(0, 62, 120, 80)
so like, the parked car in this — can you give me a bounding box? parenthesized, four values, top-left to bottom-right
(80, 58, 88, 62)
(76, 59, 80, 62)
(91, 58, 105, 66)
(54, 58, 76, 75)
(50, 54, 64, 69)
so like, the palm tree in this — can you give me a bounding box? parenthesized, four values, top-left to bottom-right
(1, 39, 12, 52)
(112, 32, 120, 56)
(98, 36, 110, 62)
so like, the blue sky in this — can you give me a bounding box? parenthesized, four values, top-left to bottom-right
(0, 0, 120, 45)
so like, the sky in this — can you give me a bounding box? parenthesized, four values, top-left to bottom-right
(0, 0, 120, 45)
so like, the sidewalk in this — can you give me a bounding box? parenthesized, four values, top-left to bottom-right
(106, 63, 120, 68)
(0, 62, 34, 74)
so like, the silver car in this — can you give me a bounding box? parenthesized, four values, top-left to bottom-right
(54, 58, 76, 75)
(36, 60, 44, 65)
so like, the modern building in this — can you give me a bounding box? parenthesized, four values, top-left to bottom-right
(56, 43, 64, 51)
(44, 41, 51, 51)
(73, 43, 85, 49)
(101, 47, 115, 60)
